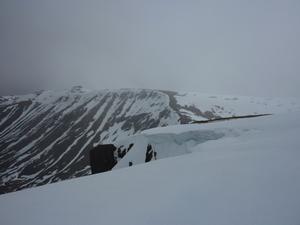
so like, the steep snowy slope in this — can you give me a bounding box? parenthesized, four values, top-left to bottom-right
(0, 87, 180, 194)
(1, 87, 299, 194)
(1, 112, 300, 225)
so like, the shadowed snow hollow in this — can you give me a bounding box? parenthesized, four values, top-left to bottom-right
(113, 126, 242, 169)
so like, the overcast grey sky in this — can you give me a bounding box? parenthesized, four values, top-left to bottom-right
(0, 0, 300, 97)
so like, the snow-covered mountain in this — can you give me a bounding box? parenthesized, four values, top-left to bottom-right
(1, 112, 300, 225)
(1, 86, 299, 194)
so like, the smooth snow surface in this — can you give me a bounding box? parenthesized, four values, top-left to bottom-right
(175, 92, 300, 118)
(1, 112, 300, 225)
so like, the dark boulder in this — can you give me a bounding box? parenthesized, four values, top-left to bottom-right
(145, 144, 157, 162)
(89, 144, 117, 174)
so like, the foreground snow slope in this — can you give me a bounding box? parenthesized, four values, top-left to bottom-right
(1, 112, 300, 225)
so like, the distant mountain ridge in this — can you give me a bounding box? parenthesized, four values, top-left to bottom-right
(0, 87, 299, 194)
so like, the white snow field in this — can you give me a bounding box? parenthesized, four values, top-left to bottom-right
(175, 92, 300, 120)
(1, 112, 300, 225)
